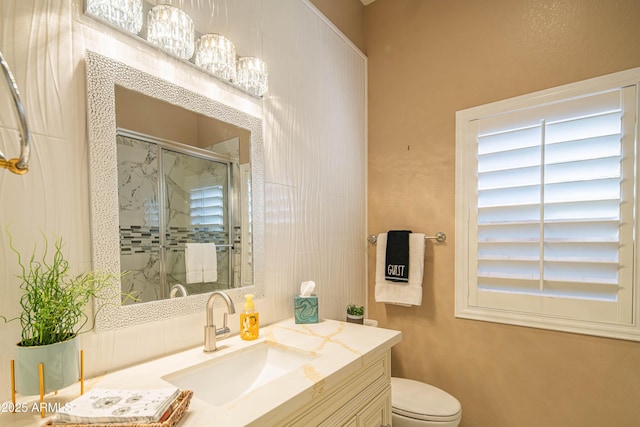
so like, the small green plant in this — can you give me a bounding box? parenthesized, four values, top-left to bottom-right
(2, 230, 120, 347)
(346, 304, 365, 317)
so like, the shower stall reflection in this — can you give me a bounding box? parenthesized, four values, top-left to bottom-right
(117, 130, 243, 304)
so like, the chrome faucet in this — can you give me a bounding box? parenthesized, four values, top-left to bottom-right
(204, 291, 236, 353)
(169, 283, 188, 298)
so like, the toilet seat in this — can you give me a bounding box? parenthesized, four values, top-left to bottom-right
(391, 377, 462, 422)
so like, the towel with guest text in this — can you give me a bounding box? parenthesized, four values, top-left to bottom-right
(385, 230, 411, 282)
(375, 232, 425, 306)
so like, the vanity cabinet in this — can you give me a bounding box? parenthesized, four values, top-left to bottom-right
(279, 350, 392, 427)
(328, 386, 391, 427)
(0, 319, 401, 427)
(357, 388, 392, 427)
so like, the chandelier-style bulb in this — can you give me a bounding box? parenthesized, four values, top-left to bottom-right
(195, 34, 237, 82)
(236, 56, 268, 97)
(147, 5, 195, 60)
(86, 0, 143, 34)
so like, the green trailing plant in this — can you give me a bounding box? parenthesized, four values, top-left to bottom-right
(2, 230, 120, 347)
(346, 304, 365, 317)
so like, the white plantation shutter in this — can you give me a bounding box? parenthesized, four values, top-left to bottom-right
(190, 185, 225, 230)
(456, 69, 640, 340)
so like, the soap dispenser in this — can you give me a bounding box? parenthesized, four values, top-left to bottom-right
(240, 294, 259, 340)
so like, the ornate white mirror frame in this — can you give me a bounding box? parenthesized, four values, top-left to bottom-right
(85, 50, 265, 332)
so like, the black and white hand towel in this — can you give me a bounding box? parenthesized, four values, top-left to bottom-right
(375, 232, 425, 306)
(385, 230, 411, 282)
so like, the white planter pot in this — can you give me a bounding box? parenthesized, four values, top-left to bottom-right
(346, 313, 364, 324)
(15, 335, 80, 395)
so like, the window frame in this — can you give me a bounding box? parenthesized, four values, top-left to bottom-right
(455, 67, 640, 341)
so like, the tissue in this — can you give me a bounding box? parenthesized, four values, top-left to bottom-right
(294, 281, 318, 324)
(300, 280, 315, 297)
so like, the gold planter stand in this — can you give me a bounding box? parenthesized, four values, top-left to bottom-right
(10, 350, 85, 418)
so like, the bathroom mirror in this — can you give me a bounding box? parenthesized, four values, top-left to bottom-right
(86, 51, 264, 331)
(115, 87, 252, 304)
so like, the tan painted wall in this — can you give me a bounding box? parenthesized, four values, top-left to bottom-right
(309, 0, 365, 52)
(115, 86, 250, 162)
(366, 0, 640, 426)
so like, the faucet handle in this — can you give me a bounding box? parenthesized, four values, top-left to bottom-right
(204, 311, 231, 353)
(204, 290, 235, 353)
(216, 326, 231, 337)
(216, 312, 231, 337)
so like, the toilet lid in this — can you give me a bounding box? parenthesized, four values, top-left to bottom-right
(391, 377, 462, 422)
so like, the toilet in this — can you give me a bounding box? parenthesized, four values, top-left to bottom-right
(391, 377, 462, 427)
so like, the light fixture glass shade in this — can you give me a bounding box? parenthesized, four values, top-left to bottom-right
(147, 5, 195, 60)
(86, 0, 143, 34)
(195, 34, 237, 82)
(236, 57, 268, 97)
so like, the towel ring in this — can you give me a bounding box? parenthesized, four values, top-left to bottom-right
(0, 50, 31, 175)
(367, 232, 446, 244)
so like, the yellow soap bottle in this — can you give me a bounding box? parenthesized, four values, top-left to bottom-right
(240, 294, 259, 340)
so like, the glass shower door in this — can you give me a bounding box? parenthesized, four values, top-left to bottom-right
(162, 149, 231, 295)
(117, 134, 161, 304)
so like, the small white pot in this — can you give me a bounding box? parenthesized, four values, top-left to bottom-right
(346, 313, 364, 324)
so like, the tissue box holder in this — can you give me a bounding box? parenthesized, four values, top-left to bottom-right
(294, 295, 318, 324)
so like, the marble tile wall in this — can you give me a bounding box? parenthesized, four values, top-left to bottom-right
(117, 134, 232, 302)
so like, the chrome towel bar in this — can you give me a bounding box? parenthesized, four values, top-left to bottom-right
(368, 232, 446, 244)
(0, 50, 31, 175)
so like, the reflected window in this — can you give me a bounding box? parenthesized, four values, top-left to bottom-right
(190, 185, 224, 230)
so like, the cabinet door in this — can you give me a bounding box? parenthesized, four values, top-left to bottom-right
(340, 415, 358, 427)
(358, 386, 391, 427)
(277, 351, 391, 427)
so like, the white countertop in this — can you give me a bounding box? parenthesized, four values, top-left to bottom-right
(0, 318, 401, 427)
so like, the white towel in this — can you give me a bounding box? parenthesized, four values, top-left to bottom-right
(185, 243, 203, 284)
(185, 243, 217, 283)
(54, 387, 179, 424)
(201, 242, 218, 283)
(375, 232, 425, 306)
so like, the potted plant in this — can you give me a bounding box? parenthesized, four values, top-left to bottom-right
(346, 304, 365, 325)
(2, 232, 119, 395)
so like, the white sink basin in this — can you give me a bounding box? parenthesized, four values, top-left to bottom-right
(162, 341, 315, 406)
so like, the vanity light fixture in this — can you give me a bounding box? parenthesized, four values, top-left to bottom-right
(236, 56, 268, 97)
(195, 34, 237, 82)
(85, 0, 143, 35)
(84, 1, 269, 98)
(147, 4, 195, 60)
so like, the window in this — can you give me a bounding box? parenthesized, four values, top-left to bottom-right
(455, 68, 640, 341)
(190, 184, 225, 230)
